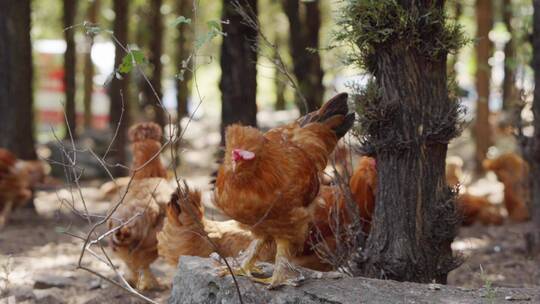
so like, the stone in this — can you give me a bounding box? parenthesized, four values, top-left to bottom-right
(169, 256, 540, 304)
(33, 274, 74, 289)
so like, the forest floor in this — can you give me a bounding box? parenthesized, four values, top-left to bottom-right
(1, 111, 539, 303)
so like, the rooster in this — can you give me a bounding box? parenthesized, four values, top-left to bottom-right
(214, 93, 354, 288)
(483, 153, 529, 222)
(107, 122, 174, 290)
(0, 149, 33, 229)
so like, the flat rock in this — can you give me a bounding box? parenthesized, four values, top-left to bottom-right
(33, 274, 74, 289)
(169, 256, 540, 304)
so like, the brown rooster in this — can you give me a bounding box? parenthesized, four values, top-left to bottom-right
(0, 149, 32, 229)
(214, 93, 354, 288)
(483, 153, 530, 222)
(107, 122, 174, 290)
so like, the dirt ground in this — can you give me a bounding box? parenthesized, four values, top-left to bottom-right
(1, 114, 539, 303)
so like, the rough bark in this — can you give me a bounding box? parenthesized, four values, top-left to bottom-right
(83, 0, 99, 130)
(353, 2, 460, 283)
(63, 0, 78, 139)
(474, 0, 494, 173)
(175, 0, 194, 121)
(0, 0, 36, 160)
(108, 0, 130, 175)
(219, 0, 258, 144)
(168, 256, 540, 304)
(525, 0, 540, 255)
(502, 0, 516, 111)
(148, 0, 166, 128)
(281, 0, 324, 114)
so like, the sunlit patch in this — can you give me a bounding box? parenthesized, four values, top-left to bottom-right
(452, 237, 490, 252)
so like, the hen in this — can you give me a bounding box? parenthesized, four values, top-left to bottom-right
(157, 184, 275, 265)
(348, 156, 377, 234)
(483, 153, 529, 222)
(107, 122, 174, 290)
(214, 93, 354, 288)
(0, 149, 33, 229)
(456, 193, 503, 226)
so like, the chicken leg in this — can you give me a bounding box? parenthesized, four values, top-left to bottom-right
(219, 238, 265, 277)
(262, 238, 304, 289)
(0, 201, 14, 230)
(138, 266, 162, 291)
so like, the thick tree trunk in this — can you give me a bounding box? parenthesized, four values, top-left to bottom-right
(354, 2, 460, 283)
(281, 0, 324, 114)
(109, 0, 130, 175)
(148, 0, 166, 127)
(0, 0, 36, 160)
(474, 0, 494, 174)
(175, 0, 194, 121)
(526, 0, 540, 255)
(63, 0, 78, 139)
(502, 0, 516, 111)
(219, 0, 258, 144)
(83, 0, 99, 130)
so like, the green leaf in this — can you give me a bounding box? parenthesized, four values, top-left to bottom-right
(118, 50, 146, 74)
(207, 20, 221, 31)
(172, 16, 192, 27)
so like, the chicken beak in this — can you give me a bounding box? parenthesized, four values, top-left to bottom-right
(232, 160, 237, 172)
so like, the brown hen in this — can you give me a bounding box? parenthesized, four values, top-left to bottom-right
(0, 149, 33, 229)
(107, 122, 174, 290)
(214, 93, 354, 288)
(483, 153, 529, 222)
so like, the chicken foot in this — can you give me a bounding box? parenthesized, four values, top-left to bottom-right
(260, 238, 305, 289)
(218, 238, 265, 277)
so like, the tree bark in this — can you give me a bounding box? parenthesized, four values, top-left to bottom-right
(502, 0, 516, 111)
(148, 0, 166, 128)
(83, 0, 99, 130)
(109, 0, 130, 175)
(219, 0, 258, 144)
(175, 0, 194, 122)
(448, 0, 462, 73)
(63, 0, 78, 139)
(281, 0, 324, 114)
(354, 1, 460, 283)
(474, 0, 494, 174)
(0, 0, 36, 160)
(526, 0, 540, 255)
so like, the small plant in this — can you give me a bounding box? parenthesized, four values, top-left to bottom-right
(480, 265, 497, 303)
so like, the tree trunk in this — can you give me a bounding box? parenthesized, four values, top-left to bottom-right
(525, 0, 540, 255)
(175, 0, 194, 122)
(219, 0, 258, 144)
(281, 0, 324, 114)
(109, 0, 130, 176)
(63, 0, 78, 139)
(474, 0, 493, 174)
(352, 1, 460, 283)
(502, 0, 516, 111)
(148, 0, 166, 128)
(83, 0, 99, 130)
(273, 33, 286, 111)
(0, 0, 36, 160)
